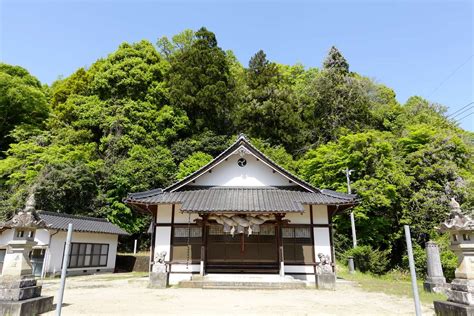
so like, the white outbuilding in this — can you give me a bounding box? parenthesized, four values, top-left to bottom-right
(0, 211, 128, 277)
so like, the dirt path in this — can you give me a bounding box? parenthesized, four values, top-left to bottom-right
(40, 273, 434, 315)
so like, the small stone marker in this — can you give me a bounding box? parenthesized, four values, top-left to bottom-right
(423, 241, 446, 293)
(348, 256, 355, 274)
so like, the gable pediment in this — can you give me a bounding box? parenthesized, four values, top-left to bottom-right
(166, 136, 317, 193)
(190, 146, 296, 187)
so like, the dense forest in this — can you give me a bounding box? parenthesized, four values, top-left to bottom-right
(1, 27, 473, 272)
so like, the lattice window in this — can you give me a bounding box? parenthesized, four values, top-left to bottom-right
(259, 225, 275, 236)
(209, 225, 224, 235)
(295, 227, 311, 238)
(282, 227, 294, 238)
(174, 227, 202, 238)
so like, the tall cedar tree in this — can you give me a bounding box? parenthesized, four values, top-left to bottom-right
(323, 46, 349, 73)
(303, 46, 372, 143)
(167, 27, 236, 134)
(237, 50, 304, 153)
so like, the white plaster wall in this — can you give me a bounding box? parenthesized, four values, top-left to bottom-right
(35, 229, 50, 246)
(156, 204, 173, 223)
(1, 229, 52, 248)
(169, 273, 193, 285)
(0, 229, 14, 248)
(284, 206, 310, 224)
(312, 205, 329, 224)
(174, 205, 199, 224)
(314, 227, 331, 262)
(170, 264, 200, 273)
(47, 231, 118, 275)
(154, 227, 171, 262)
(192, 152, 295, 187)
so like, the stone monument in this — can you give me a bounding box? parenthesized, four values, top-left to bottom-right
(424, 241, 446, 293)
(315, 253, 336, 290)
(149, 251, 168, 288)
(434, 198, 474, 316)
(0, 194, 54, 316)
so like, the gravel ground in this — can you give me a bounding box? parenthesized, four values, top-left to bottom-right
(39, 273, 434, 315)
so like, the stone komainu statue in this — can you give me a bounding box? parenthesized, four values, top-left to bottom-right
(317, 253, 332, 274)
(155, 251, 167, 265)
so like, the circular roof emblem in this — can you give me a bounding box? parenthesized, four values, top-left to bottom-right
(237, 158, 247, 167)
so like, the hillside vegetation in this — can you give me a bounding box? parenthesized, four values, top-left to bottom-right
(0, 28, 472, 266)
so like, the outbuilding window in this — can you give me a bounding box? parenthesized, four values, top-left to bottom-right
(64, 243, 109, 268)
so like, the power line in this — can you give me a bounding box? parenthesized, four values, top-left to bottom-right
(428, 54, 473, 98)
(456, 111, 474, 123)
(447, 101, 474, 118)
(450, 105, 474, 119)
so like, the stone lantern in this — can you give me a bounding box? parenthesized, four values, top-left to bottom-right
(434, 198, 474, 315)
(0, 193, 53, 315)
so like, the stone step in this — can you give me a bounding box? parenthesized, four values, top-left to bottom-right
(202, 282, 307, 289)
(179, 277, 307, 289)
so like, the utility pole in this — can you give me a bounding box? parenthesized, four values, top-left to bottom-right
(345, 168, 357, 248)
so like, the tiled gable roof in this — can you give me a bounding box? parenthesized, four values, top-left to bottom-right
(38, 211, 129, 235)
(125, 186, 357, 213)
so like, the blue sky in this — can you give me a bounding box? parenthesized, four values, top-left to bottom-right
(1, 0, 473, 130)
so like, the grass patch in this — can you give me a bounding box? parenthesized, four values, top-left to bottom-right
(337, 265, 446, 305)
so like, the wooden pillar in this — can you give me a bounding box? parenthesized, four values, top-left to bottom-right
(328, 206, 336, 273)
(150, 206, 157, 273)
(169, 204, 175, 273)
(310, 205, 317, 277)
(276, 214, 284, 276)
(201, 214, 208, 276)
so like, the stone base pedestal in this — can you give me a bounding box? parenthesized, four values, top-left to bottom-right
(424, 276, 447, 293)
(149, 272, 168, 288)
(0, 275, 53, 316)
(446, 279, 474, 305)
(434, 300, 474, 316)
(0, 295, 54, 316)
(315, 273, 336, 291)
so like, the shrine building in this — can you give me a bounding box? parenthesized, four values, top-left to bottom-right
(124, 135, 357, 284)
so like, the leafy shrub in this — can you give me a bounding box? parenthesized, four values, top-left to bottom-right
(402, 241, 427, 278)
(342, 245, 390, 275)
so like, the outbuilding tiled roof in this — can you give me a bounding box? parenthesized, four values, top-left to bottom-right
(125, 186, 357, 213)
(38, 211, 129, 235)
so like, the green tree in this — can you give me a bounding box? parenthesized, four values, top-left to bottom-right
(302, 48, 374, 144)
(323, 46, 349, 73)
(167, 27, 236, 133)
(236, 50, 305, 153)
(177, 151, 213, 179)
(0, 64, 49, 152)
(157, 29, 195, 60)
